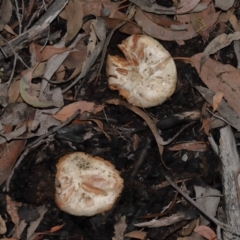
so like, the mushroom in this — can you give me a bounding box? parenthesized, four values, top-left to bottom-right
(55, 152, 123, 216)
(106, 34, 177, 108)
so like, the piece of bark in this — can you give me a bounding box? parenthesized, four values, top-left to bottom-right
(219, 125, 240, 239)
(0, 0, 68, 61)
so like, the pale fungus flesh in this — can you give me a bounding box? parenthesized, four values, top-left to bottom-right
(106, 34, 177, 108)
(55, 152, 124, 216)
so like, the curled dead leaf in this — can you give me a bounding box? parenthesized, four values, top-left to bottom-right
(52, 101, 104, 122)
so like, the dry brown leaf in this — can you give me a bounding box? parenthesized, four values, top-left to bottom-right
(6, 195, 21, 225)
(213, 91, 224, 112)
(0, 0, 12, 31)
(0, 139, 26, 186)
(103, 17, 142, 35)
(144, 12, 183, 28)
(199, 118, 211, 136)
(20, 70, 57, 108)
(52, 101, 104, 122)
(201, 32, 240, 67)
(50, 224, 65, 233)
(190, 0, 220, 40)
(112, 216, 127, 240)
(215, 0, 234, 11)
(0, 215, 6, 235)
(81, 0, 124, 17)
(176, 0, 201, 14)
(63, 37, 87, 69)
(168, 141, 208, 152)
(3, 24, 17, 36)
(8, 70, 30, 103)
(6, 195, 21, 238)
(124, 231, 147, 240)
(134, 8, 197, 41)
(196, 86, 240, 131)
(60, 0, 83, 44)
(29, 43, 69, 62)
(228, 11, 240, 31)
(90, 119, 111, 141)
(32, 62, 46, 78)
(194, 225, 217, 240)
(55, 64, 65, 82)
(192, 53, 240, 117)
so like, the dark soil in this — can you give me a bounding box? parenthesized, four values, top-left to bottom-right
(0, 2, 232, 240)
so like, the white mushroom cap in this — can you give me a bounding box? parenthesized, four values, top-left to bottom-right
(106, 35, 177, 108)
(55, 152, 124, 216)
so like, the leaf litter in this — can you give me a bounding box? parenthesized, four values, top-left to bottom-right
(1, 0, 240, 239)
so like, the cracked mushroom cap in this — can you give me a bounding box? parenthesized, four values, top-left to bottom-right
(106, 34, 177, 108)
(55, 152, 124, 216)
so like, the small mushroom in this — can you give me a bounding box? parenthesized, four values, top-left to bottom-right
(55, 152, 124, 216)
(106, 34, 177, 108)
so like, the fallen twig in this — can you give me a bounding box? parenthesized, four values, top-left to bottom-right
(0, 0, 68, 61)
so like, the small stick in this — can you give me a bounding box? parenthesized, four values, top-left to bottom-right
(131, 137, 151, 178)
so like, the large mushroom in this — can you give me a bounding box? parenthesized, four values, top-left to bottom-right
(106, 34, 177, 108)
(55, 152, 123, 216)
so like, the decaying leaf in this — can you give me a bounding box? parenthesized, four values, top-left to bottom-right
(0, 84, 9, 107)
(82, 0, 125, 17)
(0, 139, 26, 186)
(39, 33, 84, 97)
(112, 216, 127, 240)
(6, 195, 21, 238)
(0, 215, 6, 234)
(26, 205, 48, 239)
(4, 24, 17, 36)
(29, 43, 69, 62)
(62, 17, 106, 93)
(190, 0, 220, 40)
(52, 101, 104, 122)
(194, 185, 221, 225)
(124, 231, 147, 240)
(144, 11, 186, 29)
(168, 141, 208, 152)
(20, 70, 53, 108)
(228, 11, 240, 32)
(129, 0, 175, 14)
(0, 0, 12, 31)
(60, 0, 83, 44)
(90, 119, 110, 141)
(215, 0, 234, 11)
(134, 8, 197, 41)
(20, 70, 63, 108)
(29, 108, 60, 135)
(201, 32, 240, 67)
(176, 0, 201, 14)
(63, 37, 88, 69)
(199, 118, 211, 136)
(194, 225, 217, 240)
(196, 86, 240, 131)
(212, 91, 224, 112)
(0, 102, 32, 126)
(192, 53, 240, 117)
(103, 17, 142, 35)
